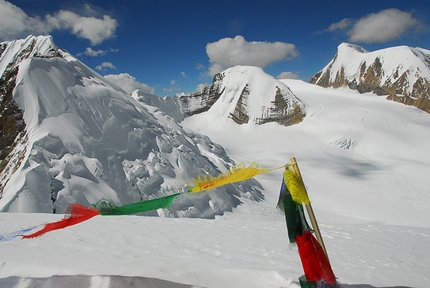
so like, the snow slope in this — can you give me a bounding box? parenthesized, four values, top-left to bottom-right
(1, 80, 429, 287)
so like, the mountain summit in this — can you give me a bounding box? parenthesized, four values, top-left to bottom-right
(177, 66, 306, 126)
(0, 35, 263, 215)
(310, 43, 430, 113)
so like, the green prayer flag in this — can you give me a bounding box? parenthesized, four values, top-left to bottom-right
(95, 193, 181, 216)
(277, 179, 311, 243)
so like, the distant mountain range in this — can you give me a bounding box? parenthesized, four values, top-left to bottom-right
(0, 35, 263, 215)
(1, 35, 429, 215)
(310, 43, 430, 113)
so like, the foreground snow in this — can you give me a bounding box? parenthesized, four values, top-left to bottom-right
(1, 212, 428, 287)
(1, 80, 430, 287)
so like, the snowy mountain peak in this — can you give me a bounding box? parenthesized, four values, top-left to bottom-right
(0, 35, 73, 77)
(411, 47, 430, 69)
(310, 43, 430, 113)
(337, 42, 368, 54)
(178, 65, 306, 126)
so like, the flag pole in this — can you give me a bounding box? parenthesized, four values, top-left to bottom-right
(289, 157, 330, 261)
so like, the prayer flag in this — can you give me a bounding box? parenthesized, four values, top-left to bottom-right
(22, 204, 99, 239)
(188, 162, 271, 193)
(277, 178, 311, 243)
(296, 231, 336, 285)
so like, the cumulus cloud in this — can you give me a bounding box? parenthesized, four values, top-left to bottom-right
(46, 11, 117, 46)
(0, 0, 46, 39)
(95, 62, 116, 71)
(0, 0, 117, 45)
(276, 71, 300, 80)
(104, 73, 154, 94)
(348, 9, 419, 43)
(206, 35, 298, 76)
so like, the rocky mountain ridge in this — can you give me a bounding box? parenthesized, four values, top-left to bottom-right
(310, 43, 430, 113)
(0, 36, 67, 193)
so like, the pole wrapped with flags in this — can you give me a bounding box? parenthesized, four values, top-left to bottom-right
(278, 158, 337, 288)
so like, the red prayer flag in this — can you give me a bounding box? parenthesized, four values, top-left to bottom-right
(296, 231, 336, 284)
(22, 204, 99, 239)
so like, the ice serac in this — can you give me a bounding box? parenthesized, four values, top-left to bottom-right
(177, 66, 306, 126)
(0, 35, 263, 216)
(310, 43, 430, 113)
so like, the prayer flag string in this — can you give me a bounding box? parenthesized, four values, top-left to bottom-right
(18, 162, 284, 239)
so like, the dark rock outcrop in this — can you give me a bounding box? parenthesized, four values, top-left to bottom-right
(178, 73, 225, 117)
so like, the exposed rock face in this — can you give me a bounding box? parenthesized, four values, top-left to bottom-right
(178, 73, 225, 117)
(310, 43, 430, 113)
(178, 66, 305, 126)
(0, 36, 65, 195)
(229, 84, 250, 124)
(255, 86, 305, 126)
(0, 67, 26, 195)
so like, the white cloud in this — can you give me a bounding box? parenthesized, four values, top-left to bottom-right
(95, 62, 116, 71)
(326, 18, 352, 32)
(78, 47, 119, 57)
(46, 11, 117, 46)
(163, 85, 182, 93)
(0, 0, 117, 45)
(0, 0, 46, 40)
(206, 35, 298, 76)
(79, 47, 106, 57)
(180, 71, 187, 77)
(196, 63, 206, 70)
(276, 71, 300, 79)
(171, 79, 177, 85)
(104, 73, 154, 94)
(348, 9, 419, 43)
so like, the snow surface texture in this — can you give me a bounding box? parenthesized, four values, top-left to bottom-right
(0, 36, 263, 217)
(1, 80, 429, 287)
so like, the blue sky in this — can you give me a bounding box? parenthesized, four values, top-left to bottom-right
(1, 0, 430, 96)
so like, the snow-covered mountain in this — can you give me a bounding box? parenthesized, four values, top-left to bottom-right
(0, 35, 263, 215)
(310, 43, 430, 113)
(177, 66, 306, 126)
